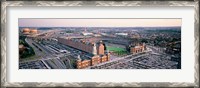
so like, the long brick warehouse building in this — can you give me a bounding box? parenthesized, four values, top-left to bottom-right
(57, 37, 110, 69)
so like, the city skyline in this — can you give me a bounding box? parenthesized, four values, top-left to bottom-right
(19, 19, 181, 27)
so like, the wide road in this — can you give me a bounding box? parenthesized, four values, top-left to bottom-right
(25, 38, 43, 58)
(19, 38, 44, 63)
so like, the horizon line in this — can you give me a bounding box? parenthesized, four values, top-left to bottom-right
(19, 26, 181, 28)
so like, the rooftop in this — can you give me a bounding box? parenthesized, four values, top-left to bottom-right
(58, 36, 104, 46)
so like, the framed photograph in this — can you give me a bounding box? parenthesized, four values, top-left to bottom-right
(1, 0, 199, 87)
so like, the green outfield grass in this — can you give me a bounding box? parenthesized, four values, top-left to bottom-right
(107, 46, 126, 52)
(106, 46, 128, 55)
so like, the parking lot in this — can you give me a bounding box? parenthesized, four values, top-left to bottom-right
(19, 60, 47, 69)
(91, 53, 178, 69)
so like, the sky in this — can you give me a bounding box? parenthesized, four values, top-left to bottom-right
(19, 19, 181, 27)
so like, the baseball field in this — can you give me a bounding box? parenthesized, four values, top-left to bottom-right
(106, 46, 128, 55)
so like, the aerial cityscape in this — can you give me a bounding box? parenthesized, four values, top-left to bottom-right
(19, 19, 181, 69)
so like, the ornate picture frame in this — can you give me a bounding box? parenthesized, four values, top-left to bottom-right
(1, 0, 199, 88)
